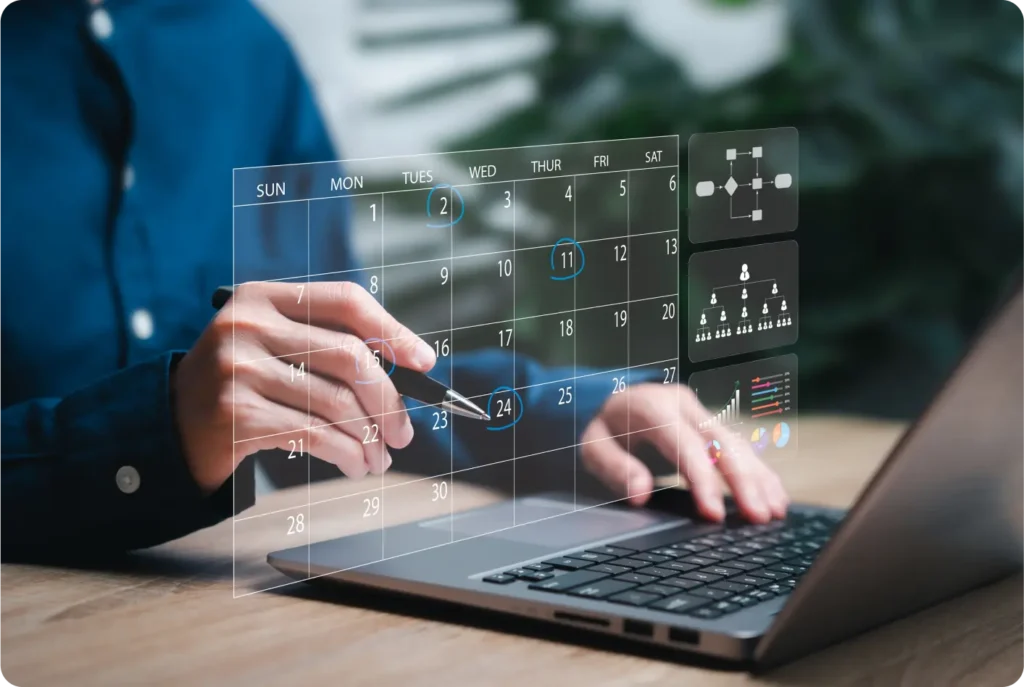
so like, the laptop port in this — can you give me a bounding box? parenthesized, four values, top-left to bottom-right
(668, 627, 700, 645)
(622, 619, 654, 638)
(553, 611, 609, 628)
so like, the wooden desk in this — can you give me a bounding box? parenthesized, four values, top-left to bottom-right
(3, 417, 1021, 686)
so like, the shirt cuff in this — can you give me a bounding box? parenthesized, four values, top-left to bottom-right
(56, 351, 255, 550)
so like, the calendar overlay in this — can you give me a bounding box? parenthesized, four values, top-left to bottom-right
(231, 136, 681, 596)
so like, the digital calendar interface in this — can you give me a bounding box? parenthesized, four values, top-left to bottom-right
(229, 130, 798, 597)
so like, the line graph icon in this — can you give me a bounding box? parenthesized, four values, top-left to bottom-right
(689, 354, 798, 459)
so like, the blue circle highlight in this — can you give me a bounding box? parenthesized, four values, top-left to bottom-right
(354, 337, 396, 384)
(485, 385, 524, 431)
(426, 184, 465, 228)
(549, 238, 585, 281)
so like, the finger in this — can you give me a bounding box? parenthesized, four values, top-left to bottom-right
(625, 388, 725, 520)
(708, 427, 772, 523)
(580, 418, 653, 506)
(677, 387, 770, 523)
(239, 352, 395, 475)
(262, 281, 436, 371)
(672, 422, 728, 522)
(233, 399, 367, 480)
(357, 425, 393, 476)
(259, 323, 413, 449)
(755, 460, 789, 519)
(307, 422, 369, 480)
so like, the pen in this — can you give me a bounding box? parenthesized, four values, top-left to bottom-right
(211, 286, 491, 421)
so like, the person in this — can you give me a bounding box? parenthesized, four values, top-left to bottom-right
(0, 0, 788, 561)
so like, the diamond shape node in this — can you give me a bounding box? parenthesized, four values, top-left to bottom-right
(724, 177, 738, 196)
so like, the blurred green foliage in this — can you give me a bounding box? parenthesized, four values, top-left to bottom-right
(452, 0, 1023, 416)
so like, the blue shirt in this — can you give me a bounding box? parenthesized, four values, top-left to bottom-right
(0, 0, 613, 559)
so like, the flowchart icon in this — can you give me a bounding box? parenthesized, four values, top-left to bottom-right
(687, 127, 798, 244)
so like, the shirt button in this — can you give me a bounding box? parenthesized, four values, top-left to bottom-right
(131, 308, 154, 340)
(116, 466, 141, 494)
(89, 8, 114, 41)
(122, 164, 135, 191)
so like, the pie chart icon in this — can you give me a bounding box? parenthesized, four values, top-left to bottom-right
(750, 427, 769, 454)
(772, 422, 791, 448)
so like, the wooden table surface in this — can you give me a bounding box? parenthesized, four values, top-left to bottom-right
(2, 417, 1021, 687)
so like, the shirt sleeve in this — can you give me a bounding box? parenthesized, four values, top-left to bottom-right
(1, 352, 255, 561)
(395, 349, 663, 478)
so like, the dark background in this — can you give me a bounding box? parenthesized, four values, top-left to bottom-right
(445, 0, 1024, 419)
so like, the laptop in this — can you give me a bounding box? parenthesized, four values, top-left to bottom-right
(268, 278, 1022, 667)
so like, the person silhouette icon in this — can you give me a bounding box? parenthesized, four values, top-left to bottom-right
(781, 299, 787, 311)
(710, 292, 717, 305)
(741, 287, 748, 300)
(771, 282, 778, 295)
(719, 310, 727, 322)
(739, 264, 750, 282)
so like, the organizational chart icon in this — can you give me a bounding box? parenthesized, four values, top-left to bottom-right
(687, 127, 798, 244)
(687, 240, 799, 363)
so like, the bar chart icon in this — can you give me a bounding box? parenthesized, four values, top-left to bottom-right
(699, 382, 741, 429)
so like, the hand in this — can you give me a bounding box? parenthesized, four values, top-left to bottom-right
(173, 281, 436, 493)
(579, 383, 789, 523)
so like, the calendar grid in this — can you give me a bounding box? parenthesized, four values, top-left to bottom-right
(232, 165, 678, 208)
(232, 135, 681, 596)
(381, 192, 387, 559)
(571, 174, 577, 511)
(230, 292, 678, 369)
(234, 229, 678, 287)
(626, 170, 632, 498)
(512, 180, 517, 527)
(448, 186, 454, 541)
(234, 421, 682, 524)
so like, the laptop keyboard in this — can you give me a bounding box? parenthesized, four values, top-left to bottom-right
(482, 512, 839, 621)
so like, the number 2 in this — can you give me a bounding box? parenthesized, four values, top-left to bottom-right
(495, 397, 512, 418)
(363, 424, 380, 444)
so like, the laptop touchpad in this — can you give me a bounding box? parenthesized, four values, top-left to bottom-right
(421, 497, 671, 548)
